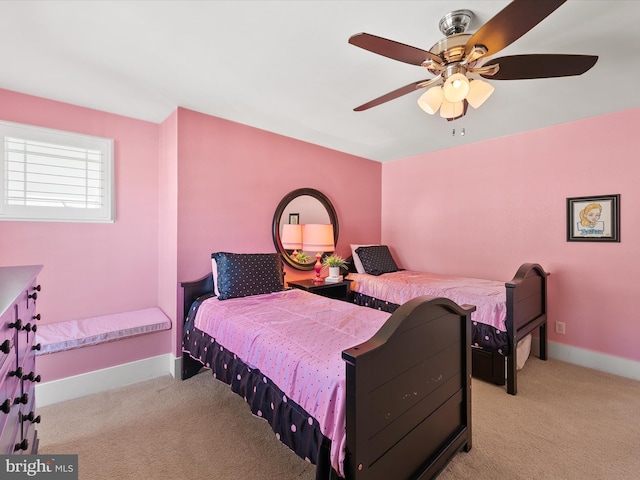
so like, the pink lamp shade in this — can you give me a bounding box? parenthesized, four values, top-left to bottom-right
(302, 224, 335, 283)
(281, 223, 303, 250)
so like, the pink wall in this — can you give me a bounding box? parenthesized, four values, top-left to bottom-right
(1, 89, 382, 378)
(0, 89, 167, 379)
(382, 107, 640, 363)
(158, 110, 179, 354)
(175, 107, 382, 300)
(0, 89, 161, 321)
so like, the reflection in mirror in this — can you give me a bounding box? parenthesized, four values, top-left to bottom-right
(281, 223, 303, 261)
(280, 196, 330, 266)
(272, 188, 339, 271)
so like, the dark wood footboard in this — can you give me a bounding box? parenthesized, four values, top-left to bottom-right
(505, 263, 549, 395)
(342, 296, 474, 480)
(350, 262, 550, 396)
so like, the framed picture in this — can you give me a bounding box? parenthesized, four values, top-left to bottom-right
(566, 194, 620, 242)
(288, 213, 299, 225)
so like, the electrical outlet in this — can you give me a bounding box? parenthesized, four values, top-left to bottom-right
(555, 321, 566, 335)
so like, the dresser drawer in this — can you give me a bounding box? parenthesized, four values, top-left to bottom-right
(15, 280, 39, 367)
(0, 309, 16, 374)
(15, 279, 39, 320)
(19, 384, 38, 454)
(0, 405, 20, 454)
(0, 362, 22, 438)
(21, 351, 38, 389)
(0, 364, 23, 454)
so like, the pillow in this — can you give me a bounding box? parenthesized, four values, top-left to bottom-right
(211, 257, 221, 297)
(211, 252, 285, 300)
(354, 245, 399, 276)
(350, 244, 378, 274)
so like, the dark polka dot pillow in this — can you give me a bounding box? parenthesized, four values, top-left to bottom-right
(212, 252, 285, 300)
(354, 245, 399, 276)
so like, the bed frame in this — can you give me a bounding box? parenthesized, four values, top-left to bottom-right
(181, 273, 474, 480)
(350, 263, 549, 395)
(503, 263, 549, 394)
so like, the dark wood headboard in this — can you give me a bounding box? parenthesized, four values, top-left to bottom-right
(181, 273, 214, 322)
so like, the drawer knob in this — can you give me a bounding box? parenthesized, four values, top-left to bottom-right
(9, 367, 23, 379)
(13, 439, 29, 452)
(32, 343, 42, 351)
(14, 393, 29, 405)
(22, 412, 41, 424)
(28, 292, 37, 300)
(1, 399, 10, 414)
(33, 313, 41, 321)
(33, 285, 41, 292)
(24, 372, 41, 383)
(23, 323, 37, 333)
(0, 339, 11, 354)
(8, 319, 23, 330)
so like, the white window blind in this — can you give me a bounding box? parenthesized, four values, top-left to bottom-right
(0, 121, 114, 222)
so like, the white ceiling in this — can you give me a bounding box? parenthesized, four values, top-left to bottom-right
(1, 1, 638, 162)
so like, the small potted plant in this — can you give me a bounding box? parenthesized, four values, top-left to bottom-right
(295, 251, 311, 264)
(322, 254, 348, 280)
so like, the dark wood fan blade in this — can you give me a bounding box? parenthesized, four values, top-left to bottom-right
(480, 54, 598, 80)
(349, 32, 441, 66)
(354, 79, 431, 111)
(465, 0, 567, 58)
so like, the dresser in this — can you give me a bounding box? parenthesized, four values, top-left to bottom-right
(0, 265, 42, 454)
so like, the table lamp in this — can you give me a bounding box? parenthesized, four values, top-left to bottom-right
(302, 224, 335, 284)
(281, 223, 303, 261)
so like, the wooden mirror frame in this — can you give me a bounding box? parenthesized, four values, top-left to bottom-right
(272, 188, 339, 271)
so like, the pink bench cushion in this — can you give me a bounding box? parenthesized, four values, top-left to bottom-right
(36, 307, 171, 355)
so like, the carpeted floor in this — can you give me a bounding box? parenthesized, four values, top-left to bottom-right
(37, 357, 640, 479)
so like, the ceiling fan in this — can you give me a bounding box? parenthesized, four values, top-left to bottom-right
(349, 0, 598, 121)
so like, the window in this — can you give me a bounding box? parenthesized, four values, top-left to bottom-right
(0, 121, 114, 222)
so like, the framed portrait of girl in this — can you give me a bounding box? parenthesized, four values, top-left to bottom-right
(567, 194, 620, 242)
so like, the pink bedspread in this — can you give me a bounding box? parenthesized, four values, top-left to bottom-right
(349, 270, 507, 332)
(193, 288, 390, 476)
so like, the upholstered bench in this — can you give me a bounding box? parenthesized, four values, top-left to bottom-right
(35, 307, 171, 355)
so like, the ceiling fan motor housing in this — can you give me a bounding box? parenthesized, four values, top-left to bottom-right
(426, 33, 474, 73)
(438, 9, 474, 36)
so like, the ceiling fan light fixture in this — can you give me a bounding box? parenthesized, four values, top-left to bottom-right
(466, 79, 495, 109)
(442, 73, 470, 103)
(417, 86, 444, 115)
(439, 99, 464, 119)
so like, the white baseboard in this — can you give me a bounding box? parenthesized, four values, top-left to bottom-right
(532, 338, 640, 381)
(171, 354, 181, 379)
(35, 354, 176, 408)
(36, 343, 639, 409)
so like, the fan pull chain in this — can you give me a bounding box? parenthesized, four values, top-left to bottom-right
(452, 116, 466, 137)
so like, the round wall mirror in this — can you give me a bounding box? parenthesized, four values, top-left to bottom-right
(272, 188, 339, 271)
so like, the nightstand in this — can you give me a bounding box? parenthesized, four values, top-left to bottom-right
(287, 279, 352, 302)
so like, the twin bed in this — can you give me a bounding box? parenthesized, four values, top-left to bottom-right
(181, 252, 474, 480)
(181, 249, 548, 478)
(347, 245, 549, 395)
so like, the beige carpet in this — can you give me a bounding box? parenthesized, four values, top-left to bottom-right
(37, 357, 640, 479)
